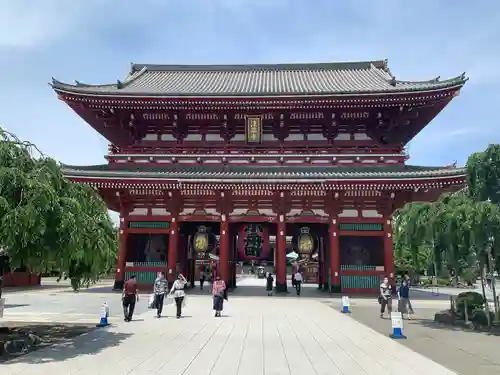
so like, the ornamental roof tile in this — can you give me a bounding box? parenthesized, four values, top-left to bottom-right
(51, 60, 467, 97)
(62, 163, 466, 181)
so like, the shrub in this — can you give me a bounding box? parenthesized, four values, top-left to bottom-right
(437, 278, 450, 286)
(422, 278, 432, 286)
(455, 291, 485, 320)
(471, 308, 494, 328)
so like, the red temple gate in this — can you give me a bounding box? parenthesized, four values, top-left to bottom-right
(52, 60, 468, 293)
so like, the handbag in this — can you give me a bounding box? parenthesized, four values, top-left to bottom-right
(215, 291, 224, 298)
(148, 294, 155, 309)
(165, 294, 174, 305)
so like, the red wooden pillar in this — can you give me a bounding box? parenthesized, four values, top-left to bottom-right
(113, 210, 128, 290)
(167, 217, 179, 285)
(383, 217, 396, 287)
(276, 214, 287, 292)
(219, 214, 230, 283)
(329, 217, 341, 293)
(180, 234, 188, 281)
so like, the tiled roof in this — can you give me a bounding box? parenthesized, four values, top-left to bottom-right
(62, 164, 467, 181)
(51, 60, 467, 97)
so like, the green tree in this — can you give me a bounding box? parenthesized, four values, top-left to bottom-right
(394, 193, 500, 282)
(0, 128, 117, 292)
(393, 201, 441, 275)
(467, 144, 500, 204)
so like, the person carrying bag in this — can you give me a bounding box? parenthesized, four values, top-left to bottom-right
(152, 272, 168, 318)
(212, 276, 227, 317)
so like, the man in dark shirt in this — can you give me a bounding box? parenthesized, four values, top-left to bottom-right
(122, 275, 139, 322)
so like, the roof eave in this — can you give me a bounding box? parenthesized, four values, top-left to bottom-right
(62, 169, 467, 181)
(51, 81, 466, 100)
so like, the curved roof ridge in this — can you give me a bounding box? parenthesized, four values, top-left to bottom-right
(51, 65, 149, 90)
(395, 72, 468, 85)
(121, 66, 148, 85)
(50, 77, 117, 89)
(130, 60, 389, 73)
(370, 63, 393, 80)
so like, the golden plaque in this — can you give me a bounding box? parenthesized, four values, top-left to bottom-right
(245, 116, 262, 144)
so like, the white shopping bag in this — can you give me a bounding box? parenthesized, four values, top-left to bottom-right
(165, 294, 174, 305)
(148, 294, 155, 309)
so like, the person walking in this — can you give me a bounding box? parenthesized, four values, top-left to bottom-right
(212, 276, 227, 317)
(169, 273, 187, 319)
(122, 275, 139, 322)
(200, 270, 206, 291)
(397, 278, 413, 319)
(403, 274, 415, 315)
(266, 273, 274, 296)
(294, 270, 303, 296)
(379, 276, 393, 318)
(153, 272, 168, 318)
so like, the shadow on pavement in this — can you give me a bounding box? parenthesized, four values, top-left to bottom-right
(416, 316, 500, 336)
(337, 303, 500, 375)
(4, 329, 133, 364)
(4, 304, 30, 309)
(3, 284, 70, 294)
(65, 285, 119, 294)
(409, 289, 453, 301)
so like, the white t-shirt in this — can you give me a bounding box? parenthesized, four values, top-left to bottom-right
(294, 272, 303, 282)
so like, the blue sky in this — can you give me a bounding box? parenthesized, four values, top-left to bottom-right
(1, 0, 499, 168)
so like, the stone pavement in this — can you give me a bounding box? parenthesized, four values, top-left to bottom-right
(2, 295, 457, 375)
(341, 302, 500, 375)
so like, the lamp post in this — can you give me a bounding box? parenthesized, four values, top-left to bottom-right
(486, 198, 499, 319)
(487, 235, 499, 319)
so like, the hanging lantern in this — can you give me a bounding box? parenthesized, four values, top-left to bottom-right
(193, 226, 209, 253)
(237, 224, 270, 261)
(297, 227, 314, 254)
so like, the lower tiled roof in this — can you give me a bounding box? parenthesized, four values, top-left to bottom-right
(62, 164, 466, 181)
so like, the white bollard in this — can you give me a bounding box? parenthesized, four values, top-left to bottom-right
(341, 296, 351, 313)
(96, 302, 110, 327)
(389, 312, 407, 339)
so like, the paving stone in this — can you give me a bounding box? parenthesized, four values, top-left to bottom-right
(2, 295, 457, 375)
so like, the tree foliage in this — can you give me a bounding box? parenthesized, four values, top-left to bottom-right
(0, 128, 117, 290)
(394, 144, 500, 279)
(467, 144, 500, 204)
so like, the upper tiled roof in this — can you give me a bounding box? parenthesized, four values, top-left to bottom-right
(62, 163, 467, 181)
(51, 60, 467, 97)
